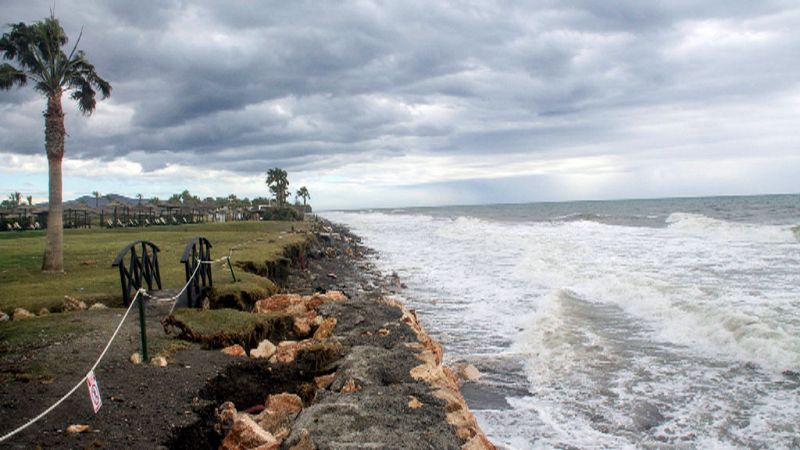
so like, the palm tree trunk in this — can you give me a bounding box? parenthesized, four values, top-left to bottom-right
(42, 91, 65, 272)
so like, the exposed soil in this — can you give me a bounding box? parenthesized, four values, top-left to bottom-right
(0, 220, 484, 449)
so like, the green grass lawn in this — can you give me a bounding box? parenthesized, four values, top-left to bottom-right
(0, 220, 310, 313)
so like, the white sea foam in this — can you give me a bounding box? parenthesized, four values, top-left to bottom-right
(324, 205, 800, 449)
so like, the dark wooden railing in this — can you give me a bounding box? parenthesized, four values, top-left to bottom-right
(111, 240, 162, 307)
(180, 237, 213, 308)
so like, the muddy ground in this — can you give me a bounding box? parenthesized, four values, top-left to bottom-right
(0, 222, 479, 449)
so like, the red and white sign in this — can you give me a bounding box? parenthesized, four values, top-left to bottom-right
(86, 370, 102, 413)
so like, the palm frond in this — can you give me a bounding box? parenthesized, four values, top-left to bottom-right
(0, 63, 27, 90)
(69, 75, 96, 115)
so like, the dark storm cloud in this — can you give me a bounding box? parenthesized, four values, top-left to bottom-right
(1, 0, 799, 180)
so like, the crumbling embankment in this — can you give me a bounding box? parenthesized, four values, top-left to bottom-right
(169, 221, 496, 449)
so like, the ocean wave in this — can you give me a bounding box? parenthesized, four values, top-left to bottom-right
(665, 212, 796, 243)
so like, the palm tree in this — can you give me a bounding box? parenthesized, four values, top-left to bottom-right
(296, 186, 310, 207)
(9, 192, 21, 206)
(92, 190, 100, 208)
(26, 195, 33, 206)
(1, 14, 111, 272)
(265, 168, 289, 207)
(136, 193, 143, 205)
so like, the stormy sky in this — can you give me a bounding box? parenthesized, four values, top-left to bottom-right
(1, 1, 798, 209)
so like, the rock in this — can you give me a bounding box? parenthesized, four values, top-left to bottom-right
(272, 341, 299, 364)
(12, 308, 34, 320)
(0, 310, 8, 322)
(254, 409, 292, 439)
(314, 373, 335, 390)
(408, 396, 424, 409)
(250, 340, 277, 359)
(287, 429, 315, 450)
(62, 296, 87, 312)
(454, 364, 481, 382)
(632, 402, 665, 431)
(340, 379, 360, 394)
(89, 303, 108, 310)
(151, 356, 168, 367)
(293, 317, 312, 337)
(216, 401, 238, 433)
(462, 433, 498, 450)
(220, 414, 279, 450)
(377, 328, 390, 337)
(321, 291, 347, 302)
(253, 294, 303, 314)
(294, 339, 342, 373)
(36, 307, 50, 316)
(327, 273, 337, 280)
(221, 344, 247, 357)
(66, 424, 90, 433)
(130, 353, 142, 365)
(312, 318, 337, 340)
(266, 393, 303, 416)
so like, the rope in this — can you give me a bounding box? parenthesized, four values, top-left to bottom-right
(139, 256, 231, 315)
(0, 289, 144, 443)
(0, 252, 241, 442)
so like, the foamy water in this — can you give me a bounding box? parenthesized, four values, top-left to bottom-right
(324, 195, 800, 449)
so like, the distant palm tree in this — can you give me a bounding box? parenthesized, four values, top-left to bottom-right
(1, 14, 111, 272)
(136, 193, 143, 205)
(92, 190, 100, 208)
(265, 168, 289, 207)
(26, 195, 32, 206)
(9, 191, 21, 206)
(296, 186, 310, 207)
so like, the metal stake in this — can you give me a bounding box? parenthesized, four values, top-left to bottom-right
(137, 295, 148, 362)
(227, 256, 237, 282)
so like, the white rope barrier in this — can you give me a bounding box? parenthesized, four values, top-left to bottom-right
(0, 289, 144, 443)
(0, 253, 239, 443)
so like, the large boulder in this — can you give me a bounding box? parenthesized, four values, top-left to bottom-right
(254, 409, 292, 443)
(266, 393, 303, 416)
(253, 294, 304, 314)
(312, 318, 337, 340)
(293, 317, 312, 337)
(221, 344, 247, 357)
(271, 341, 299, 364)
(250, 340, 277, 359)
(453, 364, 481, 382)
(12, 308, 34, 320)
(220, 414, 279, 450)
(62, 296, 87, 312)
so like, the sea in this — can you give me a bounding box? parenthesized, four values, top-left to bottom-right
(323, 194, 800, 450)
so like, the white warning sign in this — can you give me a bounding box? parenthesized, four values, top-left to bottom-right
(86, 370, 102, 413)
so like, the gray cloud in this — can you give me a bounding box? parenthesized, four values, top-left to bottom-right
(1, 0, 799, 198)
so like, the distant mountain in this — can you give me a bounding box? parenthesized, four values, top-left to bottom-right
(67, 194, 141, 209)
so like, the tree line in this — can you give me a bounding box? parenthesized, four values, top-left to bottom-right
(1, 192, 34, 208)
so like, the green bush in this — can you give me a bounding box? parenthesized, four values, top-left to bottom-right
(259, 207, 302, 221)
